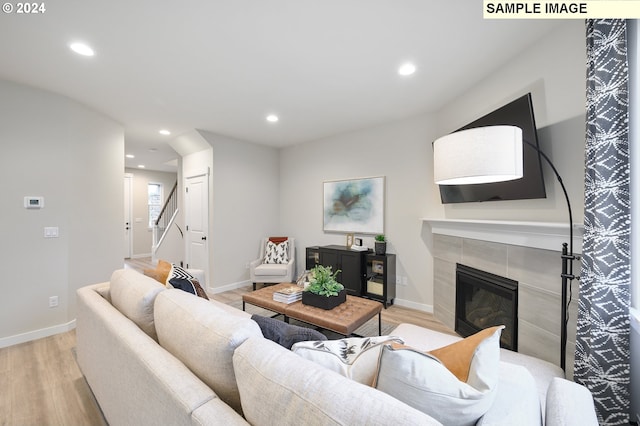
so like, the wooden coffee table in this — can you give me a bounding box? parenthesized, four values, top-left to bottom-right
(243, 283, 383, 337)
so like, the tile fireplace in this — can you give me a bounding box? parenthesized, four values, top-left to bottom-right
(455, 263, 518, 351)
(426, 218, 583, 374)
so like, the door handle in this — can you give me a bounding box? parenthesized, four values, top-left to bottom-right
(202, 236, 207, 241)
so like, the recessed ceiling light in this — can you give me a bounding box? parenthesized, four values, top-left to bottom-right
(398, 62, 416, 76)
(137, 164, 145, 169)
(266, 114, 279, 123)
(159, 129, 171, 135)
(126, 154, 135, 159)
(70, 42, 95, 57)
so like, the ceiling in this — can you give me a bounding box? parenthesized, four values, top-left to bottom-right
(0, 1, 563, 172)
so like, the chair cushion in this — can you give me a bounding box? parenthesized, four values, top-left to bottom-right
(253, 263, 288, 277)
(109, 269, 166, 341)
(374, 326, 503, 426)
(292, 335, 403, 386)
(263, 239, 289, 264)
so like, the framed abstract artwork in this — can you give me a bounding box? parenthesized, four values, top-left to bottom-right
(323, 176, 385, 234)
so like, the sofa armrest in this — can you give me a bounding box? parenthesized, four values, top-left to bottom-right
(545, 378, 598, 426)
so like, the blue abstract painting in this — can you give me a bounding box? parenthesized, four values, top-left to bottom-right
(323, 176, 384, 234)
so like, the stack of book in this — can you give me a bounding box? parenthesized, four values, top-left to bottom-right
(273, 286, 303, 304)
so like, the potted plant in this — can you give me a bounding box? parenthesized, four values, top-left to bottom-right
(302, 265, 347, 309)
(374, 234, 387, 255)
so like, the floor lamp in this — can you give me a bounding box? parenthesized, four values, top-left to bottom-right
(433, 125, 578, 371)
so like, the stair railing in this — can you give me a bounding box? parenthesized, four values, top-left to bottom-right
(152, 181, 179, 250)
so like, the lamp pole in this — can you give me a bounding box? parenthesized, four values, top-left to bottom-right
(523, 140, 578, 371)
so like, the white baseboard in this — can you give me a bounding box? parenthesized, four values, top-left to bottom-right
(0, 319, 76, 349)
(131, 253, 152, 259)
(393, 298, 434, 314)
(209, 279, 252, 294)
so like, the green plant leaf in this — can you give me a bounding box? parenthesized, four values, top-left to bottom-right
(305, 265, 344, 297)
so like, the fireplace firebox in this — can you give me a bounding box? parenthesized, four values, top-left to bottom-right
(455, 264, 518, 351)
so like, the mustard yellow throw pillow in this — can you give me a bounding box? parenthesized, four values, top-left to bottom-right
(143, 259, 172, 285)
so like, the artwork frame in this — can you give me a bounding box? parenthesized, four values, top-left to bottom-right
(346, 233, 355, 247)
(323, 176, 385, 234)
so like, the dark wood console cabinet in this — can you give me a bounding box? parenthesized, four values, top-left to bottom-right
(365, 253, 396, 307)
(305, 245, 370, 296)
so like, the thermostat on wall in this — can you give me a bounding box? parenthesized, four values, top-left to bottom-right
(24, 196, 44, 209)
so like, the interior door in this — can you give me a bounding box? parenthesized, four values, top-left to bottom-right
(185, 173, 209, 279)
(124, 174, 133, 259)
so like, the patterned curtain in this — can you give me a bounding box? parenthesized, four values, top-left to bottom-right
(575, 19, 631, 425)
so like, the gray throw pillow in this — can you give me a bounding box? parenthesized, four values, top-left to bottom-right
(251, 314, 327, 349)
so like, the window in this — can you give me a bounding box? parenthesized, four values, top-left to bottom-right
(148, 183, 163, 227)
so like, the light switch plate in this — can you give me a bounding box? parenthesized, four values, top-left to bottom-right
(44, 227, 59, 238)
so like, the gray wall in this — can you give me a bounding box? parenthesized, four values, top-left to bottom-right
(187, 130, 281, 291)
(435, 21, 586, 224)
(0, 79, 123, 346)
(280, 114, 438, 311)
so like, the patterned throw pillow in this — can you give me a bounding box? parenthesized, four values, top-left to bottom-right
(166, 264, 209, 300)
(263, 239, 289, 264)
(374, 326, 504, 426)
(292, 335, 404, 386)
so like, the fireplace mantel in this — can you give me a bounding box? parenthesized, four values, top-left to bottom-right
(423, 218, 584, 254)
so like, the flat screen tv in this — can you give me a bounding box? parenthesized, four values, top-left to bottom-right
(438, 93, 546, 204)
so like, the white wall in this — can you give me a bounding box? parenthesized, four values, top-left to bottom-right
(197, 130, 281, 291)
(0, 79, 123, 347)
(279, 21, 586, 311)
(124, 168, 177, 257)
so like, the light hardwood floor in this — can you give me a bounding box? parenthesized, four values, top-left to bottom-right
(1, 258, 453, 425)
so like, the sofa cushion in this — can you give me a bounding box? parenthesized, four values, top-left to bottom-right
(251, 314, 326, 349)
(233, 337, 442, 426)
(110, 269, 166, 341)
(375, 326, 503, 426)
(292, 335, 403, 386)
(263, 239, 289, 264)
(154, 289, 263, 414)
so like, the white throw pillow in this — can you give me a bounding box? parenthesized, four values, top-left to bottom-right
(375, 326, 504, 426)
(292, 335, 404, 386)
(263, 240, 289, 264)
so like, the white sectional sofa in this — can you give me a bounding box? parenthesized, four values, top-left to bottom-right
(75, 269, 597, 426)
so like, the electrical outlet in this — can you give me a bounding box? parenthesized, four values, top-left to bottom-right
(49, 296, 59, 308)
(396, 277, 402, 285)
